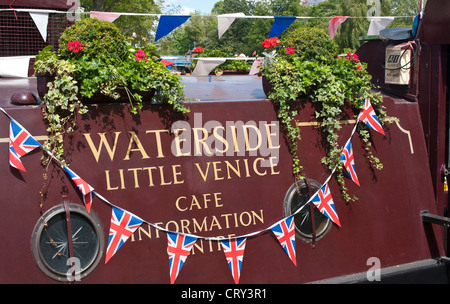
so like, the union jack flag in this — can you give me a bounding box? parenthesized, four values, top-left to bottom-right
(340, 139, 360, 186)
(63, 165, 95, 213)
(167, 232, 197, 284)
(9, 119, 41, 172)
(105, 206, 143, 264)
(311, 183, 341, 227)
(270, 216, 297, 266)
(358, 98, 385, 135)
(220, 237, 247, 284)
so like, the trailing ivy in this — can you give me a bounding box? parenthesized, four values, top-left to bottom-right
(259, 28, 388, 202)
(34, 18, 190, 164)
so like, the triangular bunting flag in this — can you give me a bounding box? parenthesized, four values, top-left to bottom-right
(268, 16, 296, 38)
(90, 11, 121, 23)
(192, 58, 226, 76)
(339, 139, 360, 186)
(329, 16, 349, 38)
(357, 98, 385, 135)
(270, 216, 297, 266)
(105, 206, 143, 263)
(249, 58, 262, 75)
(217, 12, 245, 38)
(155, 15, 191, 41)
(9, 119, 41, 172)
(367, 17, 394, 36)
(167, 232, 197, 284)
(310, 183, 341, 227)
(62, 165, 95, 213)
(29, 12, 49, 42)
(220, 237, 247, 284)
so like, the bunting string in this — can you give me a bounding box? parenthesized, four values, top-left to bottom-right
(0, 7, 414, 42)
(0, 96, 385, 282)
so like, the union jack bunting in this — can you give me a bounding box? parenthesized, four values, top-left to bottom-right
(105, 206, 143, 264)
(167, 232, 197, 284)
(340, 139, 360, 186)
(270, 216, 297, 266)
(311, 183, 341, 227)
(63, 165, 95, 213)
(9, 119, 41, 172)
(357, 98, 385, 135)
(220, 237, 247, 284)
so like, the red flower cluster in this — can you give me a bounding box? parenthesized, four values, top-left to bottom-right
(285, 46, 295, 54)
(193, 46, 203, 53)
(261, 37, 280, 48)
(67, 40, 84, 53)
(135, 50, 147, 62)
(345, 52, 359, 62)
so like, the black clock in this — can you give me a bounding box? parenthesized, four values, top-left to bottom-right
(283, 179, 332, 243)
(31, 203, 104, 281)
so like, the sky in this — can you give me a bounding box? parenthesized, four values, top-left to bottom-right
(162, 0, 220, 14)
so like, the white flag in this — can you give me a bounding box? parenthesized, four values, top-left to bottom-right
(217, 13, 245, 38)
(29, 12, 49, 42)
(367, 17, 394, 36)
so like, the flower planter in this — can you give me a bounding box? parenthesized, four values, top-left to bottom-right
(36, 74, 155, 104)
(262, 76, 273, 98)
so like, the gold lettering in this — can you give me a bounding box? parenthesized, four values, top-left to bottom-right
(105, 170, 118, 190)
(224, 160, 241, 179)
(269, 156, 280, 175)
(265, 123, 281, 149)
(214, 192, 223, 208)
(175, 196, 187, 212)
(159, 166, 172, 186)
(213, 126, 228, 153)
(143, 166, 157, 186)
(124, 131, 150, 160)
(195, 162, 210, 182)
(212, 161, 224, 180)
(145, 130, 169, 158)
(209, 215, 222, 230)
(172, 165, 184, 184)
(230, 126, 240, 153)
(128, 167, 142, 188)
(83, 132, 121, 162)
(243, 125, 262, 152)
(172, 128, 191, 157)
(190, 195, 201, 210)
(193, 217, 208, 233)
(253, 157, 267, 176)
(180, 219, 191, 234)
(192, 127, 212, 155)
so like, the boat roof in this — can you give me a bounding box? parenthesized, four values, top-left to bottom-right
(0, 75, 268, 108)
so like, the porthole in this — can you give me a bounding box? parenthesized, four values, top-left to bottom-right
(31, 202, 104, 281)
(283, 179, 332, 243)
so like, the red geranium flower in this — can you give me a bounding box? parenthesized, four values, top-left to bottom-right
(285, 46, 295, 54)
(345, 52, 359, 62)
(67, 40, 84, 53)
(135, 50, 147, 62)
(261, 37, 280, 48)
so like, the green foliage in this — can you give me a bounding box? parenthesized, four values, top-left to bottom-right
(281, 27, 339, 62)
(34, 17, 189, 162)
(260, 28, 387, 202)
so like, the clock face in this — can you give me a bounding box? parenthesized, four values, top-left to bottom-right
(31, 203, 104, 281)
(283, 180, 331, 243)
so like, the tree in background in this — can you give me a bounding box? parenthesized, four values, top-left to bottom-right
(81, 0, 161, 44)
(80, 0, 425, 55)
